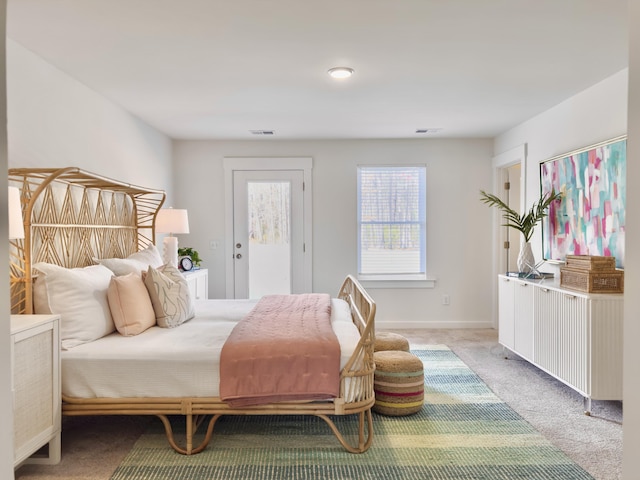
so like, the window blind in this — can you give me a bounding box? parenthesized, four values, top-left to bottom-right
(357, 166, 426, 278)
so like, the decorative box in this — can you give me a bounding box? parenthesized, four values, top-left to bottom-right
(560, 267, 624, 293)
(564, 255, 616, 271)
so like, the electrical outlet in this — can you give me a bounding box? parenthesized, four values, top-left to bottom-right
(442, 294, 450, 306)
(209, 240, 219, 250)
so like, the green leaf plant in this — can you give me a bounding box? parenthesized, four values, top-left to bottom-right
(479, 189, 562, 242)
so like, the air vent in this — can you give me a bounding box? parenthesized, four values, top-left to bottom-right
(250, 130, 275, 135)
(415, 128, 443, 134)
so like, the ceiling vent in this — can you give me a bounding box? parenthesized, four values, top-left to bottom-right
(415, 128, 443, 134)
(250, 130, 275, 135)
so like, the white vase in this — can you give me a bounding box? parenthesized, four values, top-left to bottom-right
(517, 242, 536, 273)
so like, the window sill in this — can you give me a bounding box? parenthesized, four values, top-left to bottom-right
(358, 277, 437, 289)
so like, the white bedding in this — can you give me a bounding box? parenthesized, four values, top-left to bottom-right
(62, 298, 361, 399)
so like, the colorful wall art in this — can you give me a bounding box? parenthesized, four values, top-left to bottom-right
(540, 136, 626, 268)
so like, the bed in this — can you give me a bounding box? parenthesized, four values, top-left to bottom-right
(8, 167, 376, 455)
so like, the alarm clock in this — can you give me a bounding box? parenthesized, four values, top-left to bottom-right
(178, 255, 194, 272)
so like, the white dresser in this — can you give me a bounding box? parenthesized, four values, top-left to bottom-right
(498, 275, 623, 413)
(11, 314, 61, 467)
(183, 268, 209, 300)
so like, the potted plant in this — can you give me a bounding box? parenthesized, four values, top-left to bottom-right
(480, 189, 562, 273)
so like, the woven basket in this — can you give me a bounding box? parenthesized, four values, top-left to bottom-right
(374, 332, 410, 352)
(560, 267, 624, 293)
(565, 255, 616, 271)
(373, 350, 424, 416)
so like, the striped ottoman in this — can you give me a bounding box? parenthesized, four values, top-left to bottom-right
(374, 332, 410, 352)
(373, 350, 424, 416)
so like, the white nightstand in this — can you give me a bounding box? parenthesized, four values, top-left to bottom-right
(11, 314, 61, 467)
(183, 268, 209, 300)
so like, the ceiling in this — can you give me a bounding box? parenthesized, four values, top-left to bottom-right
(6, 0, 629, 141)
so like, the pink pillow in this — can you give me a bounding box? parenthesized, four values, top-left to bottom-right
(107, 273, 156, 336)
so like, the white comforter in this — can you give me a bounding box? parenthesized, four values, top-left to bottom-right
(62, 298, 360, 399)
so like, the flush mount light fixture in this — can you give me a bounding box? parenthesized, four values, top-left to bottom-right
(249, 130, 275, 135)
(415, 128, 443, 134)
(328, 67, 355, 79)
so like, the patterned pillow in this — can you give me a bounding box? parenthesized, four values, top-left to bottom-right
(143, 264, 195, 328)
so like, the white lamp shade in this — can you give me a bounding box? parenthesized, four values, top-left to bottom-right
(156, 208, 190, 234)
(8, 186, 24, 240)
(156, 208, 189, 268)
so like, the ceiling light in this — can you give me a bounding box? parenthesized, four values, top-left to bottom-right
(249, 130, 275, 135)
(328, 67, 354, 79)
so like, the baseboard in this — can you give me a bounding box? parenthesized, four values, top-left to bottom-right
(375, 320, 495, 330)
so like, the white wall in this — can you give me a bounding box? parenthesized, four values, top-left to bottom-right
(173, 138, 495, 328)
(493, 68, 628, 267)
(6, 40, 173, 195)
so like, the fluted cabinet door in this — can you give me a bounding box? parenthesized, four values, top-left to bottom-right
(498, 276, 515, 350)
(513, 281, 534, 362)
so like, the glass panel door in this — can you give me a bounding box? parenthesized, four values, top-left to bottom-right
(232, 170, 304, 298)
(247, 180, 291, 298)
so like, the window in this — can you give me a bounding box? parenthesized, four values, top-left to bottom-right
(357, 165, 427, 281)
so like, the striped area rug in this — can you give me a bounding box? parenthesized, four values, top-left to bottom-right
(110, 345, 593, 480)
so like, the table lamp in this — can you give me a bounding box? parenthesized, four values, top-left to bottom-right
(155, 208, 189, 268)
(8, 186, 24, 240)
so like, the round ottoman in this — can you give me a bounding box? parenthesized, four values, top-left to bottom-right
(373, 350, 424, 416)
(374, 332, 410, 352)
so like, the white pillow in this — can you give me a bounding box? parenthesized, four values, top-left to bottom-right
(143, 264, 195, 328)
(128, 244, 163, 267)
(33, 263, 115, 349)
(94, 244, 163, 276)
(94, 257, 149, 276)
(107, 273, 156, 336)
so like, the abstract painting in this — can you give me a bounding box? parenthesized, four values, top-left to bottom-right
(540, 136, 626, 268)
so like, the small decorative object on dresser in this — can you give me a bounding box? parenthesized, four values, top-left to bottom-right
(480, 189, 562, 274)
(560, 254, 624, 293)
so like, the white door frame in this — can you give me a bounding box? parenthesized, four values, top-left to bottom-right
(491, 144, 527, 328)
(223, 157, 313, 298)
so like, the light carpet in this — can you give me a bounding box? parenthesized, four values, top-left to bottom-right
(110, 345, 593, 480)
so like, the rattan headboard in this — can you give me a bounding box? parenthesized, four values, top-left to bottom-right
(8, 167, 166, 314)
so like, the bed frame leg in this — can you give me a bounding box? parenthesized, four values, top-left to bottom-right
(317, 409, 374, 453)
(156, 414, 224, 455)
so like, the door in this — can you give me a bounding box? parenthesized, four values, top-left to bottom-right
(232, 170, 305, 298)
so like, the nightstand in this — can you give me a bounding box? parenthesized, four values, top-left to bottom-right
(182, 268, 209, 300)
(11, 314, 61, 467)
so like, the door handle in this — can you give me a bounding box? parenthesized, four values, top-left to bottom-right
(235, 253, 242, 259)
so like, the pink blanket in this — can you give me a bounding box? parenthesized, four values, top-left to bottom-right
(219, 293, 340, 407)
